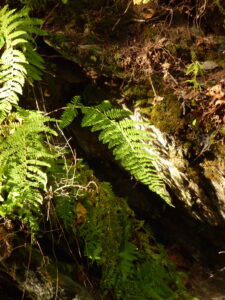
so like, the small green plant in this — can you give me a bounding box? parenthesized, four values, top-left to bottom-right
(186, 61, 203, 90)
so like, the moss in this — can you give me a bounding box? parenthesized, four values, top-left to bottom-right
(150, 93, 185, 135)
(123, 85, 153, 100)
(165, 43, 178, 56)
(143, 27, 158, 39)
(219, 59, 225, 67)
(123, 86, 144, 98)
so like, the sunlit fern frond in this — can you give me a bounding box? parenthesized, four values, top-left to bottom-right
(60, 98, 171, 205)
(0, 110, 57, 231)
(80, 101, 171, 204)
(0, 5, 46, 119)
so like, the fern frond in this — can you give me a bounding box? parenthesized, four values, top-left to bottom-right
(80, 102, 171, 205)
(118, 215, 137, 281)
(0, 110, 57, 231)
(60, 99, 171, 204)
(119, 242, 137, 281)
(0, 5, 46, 118)
(60, 96, 82, 129)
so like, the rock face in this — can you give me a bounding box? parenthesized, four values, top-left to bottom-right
(0, 233, 95, 300)
(149, 125, 225, 226)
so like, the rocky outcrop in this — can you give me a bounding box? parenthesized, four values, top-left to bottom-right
(149, 124, 225, 225)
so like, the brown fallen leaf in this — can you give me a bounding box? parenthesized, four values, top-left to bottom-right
(76, 202, 87, 224)
(206, 84, 224, 100)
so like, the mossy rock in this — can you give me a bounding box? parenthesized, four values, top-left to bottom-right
(150, 93, 185, 135)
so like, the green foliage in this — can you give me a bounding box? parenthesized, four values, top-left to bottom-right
(118, 215, 137, 281)
(60, 98, 171, 205)
(48, 151, 94, 231)
(46, 153, 195, 300)
(216, 0, 225, 28)
(0, 6, 54, 231)
(185, 61, 203, 90)
(78, 182, 194, 300)
(49, 158, 193, 298)
(0, 5, 46, 119)
(79, 182, 124, 264)
(216, 0, 225, 15)
(0, 110, 57, 231)
(60, 96, 81, 129)
(78, 182, 135, 292)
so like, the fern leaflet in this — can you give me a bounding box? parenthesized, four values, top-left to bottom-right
(60, 96, 81, 129)
(118, 216, 137, 281)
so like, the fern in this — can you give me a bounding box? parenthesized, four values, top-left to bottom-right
(0, 109, 57, 231)
(118, 215, 137, 281)
(118, 240, 136, 278)
(78, 181, 192, 300)
(60, 98, 171, 205)
(78, 181, 137, 293)
(80, 182, 123, 264)
(60, 96, 81, 129)
(0, 5, 46, 119)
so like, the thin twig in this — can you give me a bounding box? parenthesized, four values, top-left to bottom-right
(112, 0, 132, 31)
(44, 107, 66, 116)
